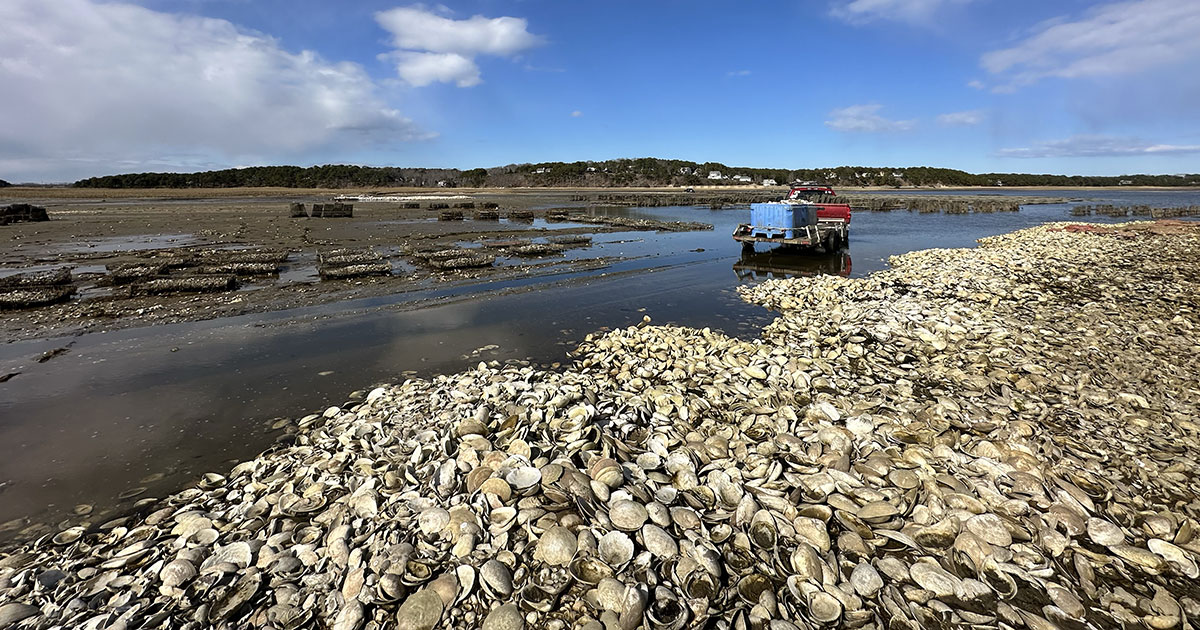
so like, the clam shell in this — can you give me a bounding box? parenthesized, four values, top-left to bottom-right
(609, 500, 648, 531)
(480, 559, 514, 598)
(395, 588, 444, 630)
(1086, 518, 1125, 547)
(809, 591, 843, 623)
(598, 530, 634, 566)
(641, 524, 678, 559)
(505, 466, 542, 491)
(849, 562, 883, 598)
(534, 526, 577, 566)
(482, 603, 523, 630)
(160, 559, 197, 587)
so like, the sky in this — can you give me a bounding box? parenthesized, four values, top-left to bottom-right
(3, 0, 1200, 182)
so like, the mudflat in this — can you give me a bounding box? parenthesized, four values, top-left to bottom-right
(0, 187, 725, 341)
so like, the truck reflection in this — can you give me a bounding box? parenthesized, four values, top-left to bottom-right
(733, 248, 852, 282)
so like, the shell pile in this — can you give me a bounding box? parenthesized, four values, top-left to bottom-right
(1, 221, 1199, 630)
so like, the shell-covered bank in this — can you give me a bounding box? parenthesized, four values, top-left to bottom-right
(2, 220, 1199, 630)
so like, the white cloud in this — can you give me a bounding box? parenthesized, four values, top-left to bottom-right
(937, 109, 984, 126)
(392, 52, 481, 87)
(376, 6, 544, 87)
(981, 0, 1200, 90)
(830, 0, 974, 24)
(966, 79, 986, 90)
(996, 135, 1200, 158)
(0, 0, 427, 182)
(570, 111, 583, 118)
(825, 104, 916, 132)
(375, 7, 543, 57)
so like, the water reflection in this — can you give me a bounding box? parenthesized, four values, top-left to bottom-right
(733, 248, 852, 281)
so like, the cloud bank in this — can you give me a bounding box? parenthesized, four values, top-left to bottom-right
(825, 105, 916, 132)
(981, 0, 1200, 90)
(0, 0, 425, 182)
(996, 135, 1200, 158)
(375, 6, 544, 87)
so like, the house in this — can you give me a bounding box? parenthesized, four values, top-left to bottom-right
(1119, 179, 1133, 185)
(534, 167, 549, 174)
(732, 174, 752, 183)
(679, 167, 694, 175)
(586, 166, 597, 172)
(762, 179, 777, 186)
(708, 171, 723, 180)
(436, 180, 448, 187)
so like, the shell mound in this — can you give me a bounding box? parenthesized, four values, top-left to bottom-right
(1, 221, 1199, 630)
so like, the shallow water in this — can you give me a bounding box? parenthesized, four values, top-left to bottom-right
(0, 264, 107, 279)
(47, 233, 201, 254)
(1, 189, 1198, 540)
(367, 217, 592, 230)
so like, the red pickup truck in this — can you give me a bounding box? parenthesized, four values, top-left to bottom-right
(787, 186, 852, 224)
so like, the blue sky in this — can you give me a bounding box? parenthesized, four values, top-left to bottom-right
(3, 0, 1200, 181)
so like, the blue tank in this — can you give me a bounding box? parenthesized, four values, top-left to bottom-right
(748, 202, 817, 239)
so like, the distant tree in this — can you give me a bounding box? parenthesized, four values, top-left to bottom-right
(67, 160, 1199, 189)
(462, 168, 488, 187)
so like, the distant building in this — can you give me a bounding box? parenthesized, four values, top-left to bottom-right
(436, 180, 449, 187)
(732, 174, 752, 183)
(1119, 179, 1133, 185)
(586, 166, 597, 172)
(708, 171, 723, 180)
(762, 179, 777, 186)
(534, 167, 549, 174)
(679, 167, 694, 175)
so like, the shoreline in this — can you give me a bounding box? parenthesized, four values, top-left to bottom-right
(1, 219, 1197, 629)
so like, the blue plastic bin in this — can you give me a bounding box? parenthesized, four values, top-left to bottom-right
(749, 203, 816, 239)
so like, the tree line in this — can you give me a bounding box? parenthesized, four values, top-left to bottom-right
(69, 159, 1200, 189)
